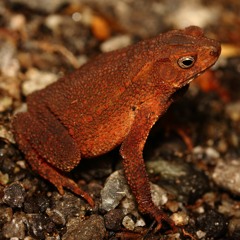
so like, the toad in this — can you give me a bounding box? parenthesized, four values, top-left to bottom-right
(12, 26, 221, 229)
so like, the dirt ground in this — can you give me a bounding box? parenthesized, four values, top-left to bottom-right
(1, 0, 240, 239)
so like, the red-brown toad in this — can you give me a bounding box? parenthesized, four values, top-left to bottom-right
(12, 26, 221, 229)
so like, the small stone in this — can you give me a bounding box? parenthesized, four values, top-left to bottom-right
(45, 236, 61, 240)
(45, 15, 64, 32)
(22, 68, 58, 96)
(225, 101, 240, 121)
(46, 192, 87, 225)
(193, 146, 220, 160)
(62, 215, 106, 240)
(2, 212, 26, 239)
(205, 147, 220, 159)
(9, 14, 26, 31)
(166, 1, 220, 28)
(46, 208, 66, 225)
(122, 215, 135, 231)
(212, 159, 240, 196)
(100, 35, 132, 52)
(146, 158, 209, 204)
(100, 170, 131, 212)
(104, 209, 124, 231)
(26, 213, 55, 239)
(0, 40, 19, 77)
(146, 158, 186, 179)
(170, 211, 189, 226)
(196, 209, 228, 238)
(3, 182, 25, 208)
(0, 206, 13, 225)
(196, 230, 206, 239)
(0, 138, 19, 174)
(0, 95, 12, 112)
(166, 201, 179, 213)
(0, 171, 9, 185)
(101, 169, 170, 228)
(229, 218, 240, 238)
(150, 183, 168, 207)
(24, 194, 50, 213)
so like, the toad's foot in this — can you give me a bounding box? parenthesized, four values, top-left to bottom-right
(34, 160, 95, 207)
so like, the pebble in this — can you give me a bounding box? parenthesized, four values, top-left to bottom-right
(100, 35, 132, 52)
(212, 159, 240, 195)
(0, 206, 13, 225)
(196, 209, 228, 238)
(100, 170, 131, 212)
(193, 146, 220, 160)
(100, 170, 167, 219)
(26, 213, 56, 239)
(170, 211, 189, 226)
(46, 192, 87, 225)
(2, 212, 26, 239)
(225, 101, 240, 121)
(0, 40, 19, 78)
(3, 182, 25, 208)
(62, 215, 106, 240)
(24, 194, 50, 213)
(122, 215, 135, 231)
(22, 68, 58, 96)
(166, 0, 220, 28)
(146, 158, 209, 204)
(0, 95, 12, 112)
(228, 218, 240, 238)
(104, 209, 124, 231)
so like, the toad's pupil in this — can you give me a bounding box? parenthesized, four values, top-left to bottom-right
(183, 59, 193, 66)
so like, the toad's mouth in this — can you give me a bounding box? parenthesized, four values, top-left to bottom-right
(173, 71, 203, 89)
(185, 70, 206, 86)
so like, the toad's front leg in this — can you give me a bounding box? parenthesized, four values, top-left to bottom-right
(120, 99, 175, 230)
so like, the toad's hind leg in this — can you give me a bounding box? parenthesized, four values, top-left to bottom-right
(12, 109, 94, 207)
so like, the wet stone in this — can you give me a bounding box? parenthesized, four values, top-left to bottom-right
(104, 209, 124, 231)
(62, 215, 106, 240)
(3, 182, 25, 208)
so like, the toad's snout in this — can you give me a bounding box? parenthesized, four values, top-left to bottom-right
(210, 44, 221, 58)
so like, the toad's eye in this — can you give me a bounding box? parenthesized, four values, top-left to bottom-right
(177, 56, 195, 69)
